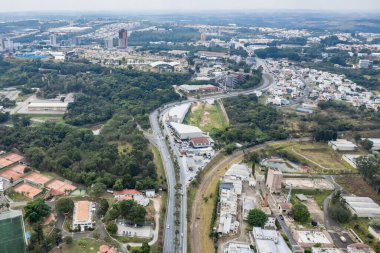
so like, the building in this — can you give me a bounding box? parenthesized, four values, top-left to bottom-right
(342, 196, 380, 218)
(169, 122, 204, 140)
(368, 225, 380, 241)
(266, 168, 283, 193)
(342, 154, 362, 169)
(118, 29, 128, 49)
(178, 84, 218, 94)
(243, 198, 256, 220)
(104, 37, 114, 49)
(328, 139, 357, 151)
(112, 189, 149, 206)
(190, 137, 213, 148)
(73, 201, 95, 231)
(358, 60, 372, 69)
(200, 33, 207, 43)
(347, 243, 375, 253)
(278, 202, 292, 214)
(362, 138, 380, 151)
(293, 230, 334, 248)
(312, 248, 343, 253)
(50, 34, 57, 46)
(223, 242, 253, 253)
(166, 103, 191, 123)
(252, 227, 292, 253)
(27, 102, 69, 113)
(0, 209, 27, 253)
(225, 164, 251, 181)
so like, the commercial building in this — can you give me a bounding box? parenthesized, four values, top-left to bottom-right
(347, 243, 375, 253)
(178, 84, 218, 94)
(27, 102, 69, 113)
(328, 139, 357, 151)
(190, 136, 213, 148)
(73, 201, 95, 231)
(293, 230, 333, 248)
(0, 209, 27, 253)
(358, 60, 372, 69)
(223, 242, 253, 253)
(118, 29, 128, 49)
(342, 196, 380, 218)
(266, 168, 283, 193)
(169, 122, 204, 140)
(166, 103, 191, 123)
(252, 227, 292, 253)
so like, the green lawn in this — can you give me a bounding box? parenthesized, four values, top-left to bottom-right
(185, 101, 228, 132)
(7, 191, 31, 202)
(55, 238, 107, 253)
(291, 189, 333, 207)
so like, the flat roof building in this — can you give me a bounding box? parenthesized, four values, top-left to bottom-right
(166, 103, 191, 123)
(347, 243, 375, 253)
(343, 196, 380, 218)
(266, 168, 282, 193)
(73, 201, 95, 231)
(294, 230, 333, 248)
(28, 102, 69, 113)
(328, 139, 357, 151)
(223, 242, 254, 253)
(362, 138, 380, 151)
(169, 122, 204, 140)
(252, 227, 292, 253)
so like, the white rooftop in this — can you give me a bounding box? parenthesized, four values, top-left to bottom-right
(225, 164, 251, 179)
(169, 122, 203, 134)
(343, 196, 380, 217)
(296, 230, 331, 244)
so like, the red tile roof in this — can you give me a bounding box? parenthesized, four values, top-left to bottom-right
(190, 137, 210, 145)
(113, 189, 142, 196)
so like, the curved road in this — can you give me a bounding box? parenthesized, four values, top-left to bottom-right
(149, 60, 274, 253)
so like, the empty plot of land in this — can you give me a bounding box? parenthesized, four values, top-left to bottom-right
(185, 101, 228, 132)
(283, 178, 334, 190)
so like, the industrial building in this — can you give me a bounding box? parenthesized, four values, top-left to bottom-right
(362, 138, 380, 151)
(223, 242, 254, 253)
(178, 84, 218, 94)
(328, 139, 357, 151)
(169, 122, 204, 140)
(342, 196, 380, 218)
(0, 209, 27, 253)
(252, 227, 292, 253)
(27, 102, 69, 113)
(342, 154, 362, 169)
(166, 103, 191, 123)
(266, 168, 283, 193)
(73, 201, 95, 231)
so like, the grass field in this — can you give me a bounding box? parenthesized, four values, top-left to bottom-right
(7, 191, 30, 201)
(270, 141, 356, 173)
(53, 238, 106, 253)
(185, 101, 228, 132)
(290, 189, 333, 208)
(336, 175, 380, 204)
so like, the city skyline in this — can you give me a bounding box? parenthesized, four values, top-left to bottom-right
(1, 0, 380, 12)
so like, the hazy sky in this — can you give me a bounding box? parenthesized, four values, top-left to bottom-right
(1, 0, 380, 12)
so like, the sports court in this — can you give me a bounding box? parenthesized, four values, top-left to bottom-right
(14, 183, 42, 199)
(0, 153, 24, 169)
(8, 164, 27, 174)
(23, 172, 51, 185)
(0, 168, 23, 181)
(47, 179, 77, 195)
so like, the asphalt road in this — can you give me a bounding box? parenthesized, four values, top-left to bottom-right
(150, 59, 275, 253)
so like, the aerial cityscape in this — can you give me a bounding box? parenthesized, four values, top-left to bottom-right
(0, 1, 380, 253)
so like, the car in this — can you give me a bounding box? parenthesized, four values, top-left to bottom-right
(167, 225, 170, 229)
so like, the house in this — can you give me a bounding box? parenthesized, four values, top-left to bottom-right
(73, 201, 95, 231)
(347, 243, 375, 253)
(113, 189, 149, 206)
(145, 189, 156, 198)
(278, 202, 292, 215)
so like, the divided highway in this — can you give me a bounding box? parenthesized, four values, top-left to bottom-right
(149, 60, 274, 253)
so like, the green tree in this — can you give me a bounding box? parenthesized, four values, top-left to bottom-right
(292, 203, 310, 223)
(113, 178, 124, 191)
(64, 236, 73, 244)
(24, 198, 51, 223)
(89, 182, 106, 197)
(361, 139, 374, 151)
(98, 199, 109, 216)
(247, 209, 268, 227)
(56, 198, 74, 214)
(106, 223, 118, 234)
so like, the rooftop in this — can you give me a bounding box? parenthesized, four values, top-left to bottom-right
(74, 201, 91, 222)
(113, 189, 142, 196)
(169, 122, 203, 134)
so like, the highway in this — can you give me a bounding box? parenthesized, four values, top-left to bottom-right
(149, 59, 275, 253)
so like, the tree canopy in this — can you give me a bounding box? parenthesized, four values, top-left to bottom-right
(247, 209, 268, 227)
(24, 198, 51, 224)
(292, 203, 310, 223)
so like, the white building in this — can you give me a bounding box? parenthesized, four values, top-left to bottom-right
(225, 164, 251, 181)
(328, 139, 357, 151)
(73, 201, 95, 231)
(347, 243, 375, 253)
(252, 227, 292, 253)
(312, 248, 343, 253)
(243, 198, 256, 220)
(169, 122, 204, 140)
(224, 242, 253, 253)
(362, 138, 380, 151)
(358, 60, 372, 69)
(27, 102, 69, 113)
(166, 103, 191, 123)
(343, 196, 380, 218)
(342, 154, 362, 169)
(50, 34, 57, 46)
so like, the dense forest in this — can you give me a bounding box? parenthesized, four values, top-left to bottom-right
(212, 94, 288, 151)
(0, 58, 192, 190)
(356, 155, 380, 193)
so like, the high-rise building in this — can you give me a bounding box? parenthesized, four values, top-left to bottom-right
(5, 38, 13, 51)
(105, 37, 114, 49)
(200, 33, 207, 42)
(118, 29, 128, 49)
(265, 168, 283, 193)
(50, 34, 57, 46)
(0, 209, 27, 253)
(0, 36, 4, 51)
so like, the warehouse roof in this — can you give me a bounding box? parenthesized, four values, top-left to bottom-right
(150, 61, 179, 67)
(343, 196, 380, 217)
(28, 102, 69, 108)
(169, 122, 203, 135)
